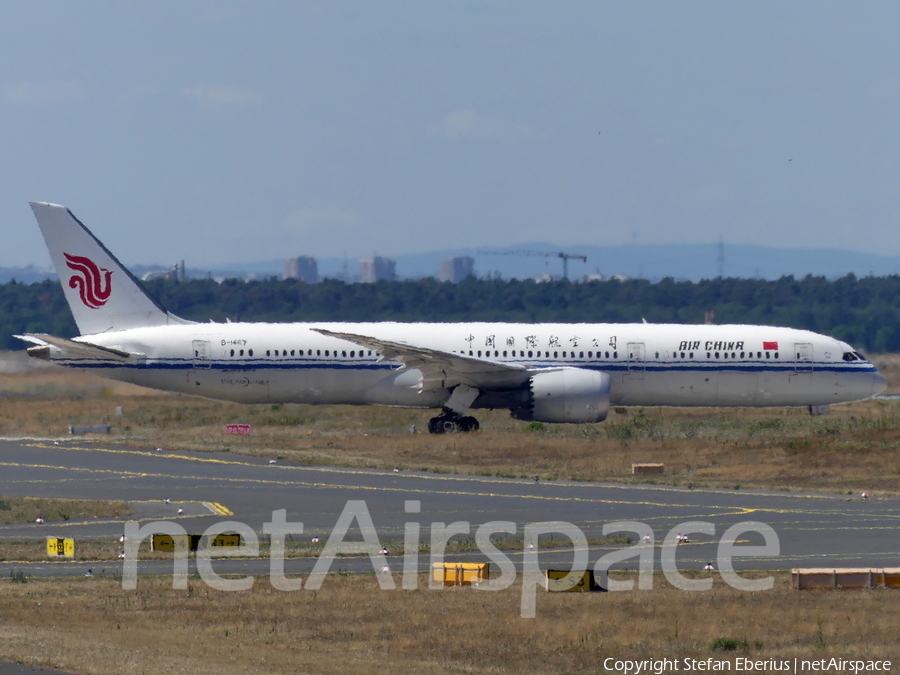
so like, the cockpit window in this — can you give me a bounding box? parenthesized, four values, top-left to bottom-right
(843, 352, 858, 362)
(853, 351, 866, 361)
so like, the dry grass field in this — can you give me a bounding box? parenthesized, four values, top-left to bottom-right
(2, 353, 900, 672)
(0, 496, 131, 526)
(1, 573, 899, 674)
(1, 352, 899, 494)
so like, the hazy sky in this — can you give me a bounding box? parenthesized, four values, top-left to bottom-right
(3, 2, 900, 268)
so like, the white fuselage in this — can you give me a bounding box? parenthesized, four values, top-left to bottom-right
(64, 321, 885, 409)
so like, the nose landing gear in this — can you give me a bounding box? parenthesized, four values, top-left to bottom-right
(427, 411, 480, 434)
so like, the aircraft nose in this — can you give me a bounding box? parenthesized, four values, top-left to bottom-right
(872, 369, 888, 397)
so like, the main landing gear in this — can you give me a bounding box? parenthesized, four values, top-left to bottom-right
(427, 411, 480, 434)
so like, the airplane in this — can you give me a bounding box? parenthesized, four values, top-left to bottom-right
(18, 202, 887, 434)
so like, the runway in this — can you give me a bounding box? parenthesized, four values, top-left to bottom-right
(1, 438, 898, 579)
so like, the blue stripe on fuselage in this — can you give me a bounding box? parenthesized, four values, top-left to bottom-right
(57, 357, 879, 375)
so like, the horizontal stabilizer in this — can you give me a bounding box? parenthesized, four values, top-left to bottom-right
(16, 334, 140, 363)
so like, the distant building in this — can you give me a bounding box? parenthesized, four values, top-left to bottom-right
(142, 260, 185, 282)
(359, 256, 396, 283)
(283, 256, 319, 283)
(439, 256, 474, 283)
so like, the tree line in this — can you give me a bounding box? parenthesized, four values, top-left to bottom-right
(0, 274, 898, 352)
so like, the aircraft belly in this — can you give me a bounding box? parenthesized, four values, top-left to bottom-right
(610, 366, 876, 409)
(132, 363, 446, 407)
(612, 369, 720, 406)
(162, 368, 268, 402)
(758, 370, 814, 406)
(267, 367, 383, 405)
(716, 370, 761, 406)
(810, 370, 875, 405)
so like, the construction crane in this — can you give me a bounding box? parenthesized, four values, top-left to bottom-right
(476, 250, 587, 280)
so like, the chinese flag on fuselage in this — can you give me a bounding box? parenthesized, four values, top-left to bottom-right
(763, 341, 778, 350)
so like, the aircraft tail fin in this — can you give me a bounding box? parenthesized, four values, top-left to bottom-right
(30, 202, 191, 335)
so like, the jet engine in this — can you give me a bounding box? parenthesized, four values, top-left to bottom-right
(511, 367, 611, 423)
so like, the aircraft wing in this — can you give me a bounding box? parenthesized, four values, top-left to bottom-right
(15, 334, 141, 363)
(311, 328, 530, 391)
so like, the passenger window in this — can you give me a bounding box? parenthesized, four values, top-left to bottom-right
(580, 351, 584, 358)
(740, 351, 744, 358)
(230, 349, 234, 357)
(613, 351, 617, 358)
(528, 350, 533, 358)
(503, 350, 508, 357)
(266, 350, 270, 357)
(291, 349, 295, 356)
(766, 352, 770, 359)
(342, 350, 347, 357)
(351, 350, 355, 357)
(249, 349, 253, 357)
(689, 352, 693, 359)
(239, 349, 244, 356)
(325, 350, 330, 356)
(554, 351, 558, 358)
(775, 352, 779, 359)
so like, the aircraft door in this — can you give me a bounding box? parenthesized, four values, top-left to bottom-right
(627, 342, 645, 370)
(192, 340, 211, 369)
(794, 343, 813, 373)
(627, 342, 645, 382)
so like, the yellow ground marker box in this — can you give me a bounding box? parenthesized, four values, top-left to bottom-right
(151, 533, 243, 552)
(151, 534, 192, 552)
(208, 533, 242, 547)
(793, 568, 900, 590)
(544, 569, 606, 592)
(46, 538, 74, 557)
(432, 562, 490, 586)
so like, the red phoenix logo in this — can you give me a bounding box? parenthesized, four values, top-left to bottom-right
(64, 253, 113, 309)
